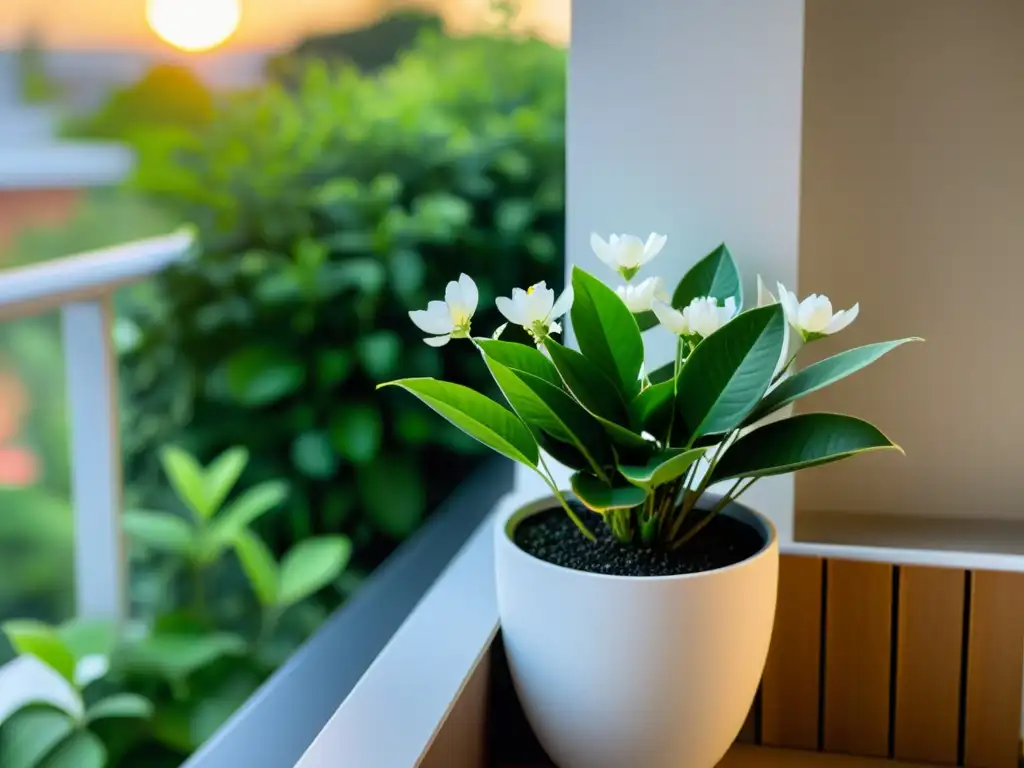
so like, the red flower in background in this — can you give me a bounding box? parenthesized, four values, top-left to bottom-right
(0, 370, 40, 487)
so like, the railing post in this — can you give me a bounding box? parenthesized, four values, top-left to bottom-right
(62, 298, 125, 620)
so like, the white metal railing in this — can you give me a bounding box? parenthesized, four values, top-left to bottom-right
(0, 230, 193, 620)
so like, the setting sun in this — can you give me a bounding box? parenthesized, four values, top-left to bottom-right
(146, 0, 242, 52)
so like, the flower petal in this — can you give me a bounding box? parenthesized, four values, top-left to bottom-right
(526, 282, 555, 323)
(652, 299, 687, 336)
(825, 303, 859, 334)
(617, 235, 646, 268)
(495, 296, 526, 326)
(590, 233, 616, 267)
(757, 275, 777, 307)
(423, 334, 452, 347)
(445, 279, 467, 317)
(409, 304, 454, 335)
(777, 283, 801, 327)
(458, 273, 479, 316)
(549, 285, 574, 319)
(641, 232, 667, 263)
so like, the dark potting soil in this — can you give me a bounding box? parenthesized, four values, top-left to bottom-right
(513, 501, 764, 577)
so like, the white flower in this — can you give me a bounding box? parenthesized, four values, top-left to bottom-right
(590, 232, 667, 280)
(757, 275, 796, 379)
(757, 275, 777, 307)
(615, 276, 669, 313)
(409, 273, 478, 347)
(777, 283, 859, 339)
(496, 281, 574, 343)
(651, 295, 737, 339)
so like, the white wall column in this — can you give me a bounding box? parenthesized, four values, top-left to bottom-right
(515, 0, 806, 540)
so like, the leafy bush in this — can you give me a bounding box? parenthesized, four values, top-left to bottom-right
(0, 446, 349, 766)
(122, 31, 566, 567)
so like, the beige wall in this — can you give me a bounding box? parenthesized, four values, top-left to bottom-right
(796, 0, 1024, 518)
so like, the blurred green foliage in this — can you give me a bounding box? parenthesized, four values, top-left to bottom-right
(122, 31, 567, 570)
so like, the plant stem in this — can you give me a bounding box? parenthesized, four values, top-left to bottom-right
(670, 478, 744, 548)
(537, 454, 596, 542)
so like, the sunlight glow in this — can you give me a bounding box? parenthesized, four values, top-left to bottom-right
(146, 0, 242, 52)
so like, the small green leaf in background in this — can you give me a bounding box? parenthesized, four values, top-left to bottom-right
(43, 729, 106, 768)
(58, 620, 117, 662)
(329, 404, 382, 464)
(277, 536, 352, 606)
(120, 633, 247, 682)
(356, 331, 401, 380)
(0, 708, 74, 768)
(570, 266, 644, 397)
(86, 693, 153, 723)
(291, 431, 338, 479)
(395, 408, 433, 444)
(711, 413, 902, 483)
(203, 447, 249, 516)
(379, 379, 539, 468)
(388, 249, 425, 301)
(222, 346, 306, 407)
(747, 338, 923, 423)
(235, 531, 279, 607)
(160, 446, 209, 519)
(205, 481, 289, 557)
(3, 621, 75, 684)
(570, 472, 648, 513)
(619, 448, 707, 491)
(672, 243, 743, 311)
(316, 349, 352, 388)
(357, 456, 427, 538)
(676, 303, 785, 442)
(123, 510, 195, 557)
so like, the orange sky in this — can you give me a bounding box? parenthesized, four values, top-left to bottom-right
(0, 0, 569, 50)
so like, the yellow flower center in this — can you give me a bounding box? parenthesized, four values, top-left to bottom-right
(527, 285, 536, 295)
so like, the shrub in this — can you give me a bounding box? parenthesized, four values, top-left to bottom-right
(122, 31, 566, 568)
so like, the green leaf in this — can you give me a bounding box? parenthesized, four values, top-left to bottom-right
(570, 266, 644, 396)
(277, 536, 352, 606)
(235, 531, 279, 607)
(676, 304, 785, 442)
(204, 481, 289, 558)
(328, 404, 382, 464)
(42, 729, 106, 768)
(619, 448, 707, 490)
(634, 311, 659, 332)
(203, 447, 249, 516)
(57, 620, 116, 661)
(711, 413, 902, 483)
(291, 431, 338, 479)
(630, 381, 675, 439)
(379, 379, 538, 468)
(86, 694, 153, 722)
(123, 510, 195, 556)
(476, 339, 562, 388)
(357, 456, 427, 538)
(542, 339, 627, 423)
(570, 472, 648, 513)
(536, 433, 591, 471)
(748, 339, 922, 423)
(120, 633, 247, 681)
(160, 446, 209, 519)
(3, 621, 75, 683)
(356, 331, 401, 380)
(672, 243, 743, 310)
(316, 349, 353, 388)
(647, 361, 675, 385)
(222, 346, 305, 407)
(483, 358, 610, 478)
(1, 708, 74, 768)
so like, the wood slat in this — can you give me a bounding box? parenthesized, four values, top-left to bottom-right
(717, 745, 932, 767)
(420, 652, 490, 768)
(823, 560, 894, 757)
(761, 555, 824, 750)
(964, 570, 1024, 768)
(892, 566, 965, 764)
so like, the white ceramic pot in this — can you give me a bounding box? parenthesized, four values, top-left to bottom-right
(494, 495, 778, 768)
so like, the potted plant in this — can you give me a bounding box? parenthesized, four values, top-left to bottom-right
(381, 234, 917, 768)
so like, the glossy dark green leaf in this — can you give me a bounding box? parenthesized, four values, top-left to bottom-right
(647, 361, 675, 385)
(630, 381, 675, 440)
(536, 433, 591, 471)
(570, 266, 643, 396)
(671, 243, 742, 310)
(476, 339, 562, 388)
(570, 472, 648, 513)
(711, 413, 902, 483)
(541, 339, 627, 423)
(484, 358, 610, 477)
(634, 311, 659, 332)
(676, 304, 785, 441)
(748, 339, 922, 423)
(380, 378, 538, 468)
(619, 447, 706, 490)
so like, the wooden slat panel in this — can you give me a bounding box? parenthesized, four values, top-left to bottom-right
(737, 699, 758, 744)
(964, 570, 1024, 768)
(761, 556, 823, 750)
(892, 566, 965, 764)
(823, 560, 893, 757)
(420, 652, 490, 768)
(718, 744, 932, 767)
